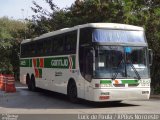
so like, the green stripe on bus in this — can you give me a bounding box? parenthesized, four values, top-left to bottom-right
(100, 80, 139, 85)
(20, 55, 76, 69)
(39, 69, 42, 78)
(29, 59, 32, 67)
(121, 80, 139, 84)
(37, 59, 40, 67)
(20, 59, 30, 67)
(100, 80, 112, 84)
(72, 55, 76, 69)
(44, 56, 76, 69)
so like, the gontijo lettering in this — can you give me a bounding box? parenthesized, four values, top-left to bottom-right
(51, 59, 68, 67)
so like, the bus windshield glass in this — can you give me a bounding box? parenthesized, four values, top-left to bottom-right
(92, 29, 145, 43)
(94, 46, 149, 79)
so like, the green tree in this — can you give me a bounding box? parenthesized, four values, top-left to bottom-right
(0, 17, 27, 78)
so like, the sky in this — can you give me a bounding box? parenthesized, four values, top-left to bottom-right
(0, 0, 76, 20)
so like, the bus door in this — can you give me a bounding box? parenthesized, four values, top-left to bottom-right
(81, 47, 94, 98)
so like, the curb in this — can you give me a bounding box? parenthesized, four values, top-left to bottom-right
(150, 95, 160, 99)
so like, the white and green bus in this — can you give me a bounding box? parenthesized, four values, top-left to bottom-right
(20, 23, 152, 102)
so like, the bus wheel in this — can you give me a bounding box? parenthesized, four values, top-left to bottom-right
(26, 74, 32, 91)
(31, 75, 36, 91)
(67, 80, 78, 103)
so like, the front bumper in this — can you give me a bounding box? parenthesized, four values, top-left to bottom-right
(87, 87, 150, 102)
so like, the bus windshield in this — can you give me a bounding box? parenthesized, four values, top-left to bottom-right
(94, 46, 149, 79)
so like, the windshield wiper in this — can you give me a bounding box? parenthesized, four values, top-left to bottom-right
(112, 59, 141, 80)
(112, 58, 124, 80)
(128, 61, 141, 80)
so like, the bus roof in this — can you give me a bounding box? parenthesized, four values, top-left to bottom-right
(21, 23, 144, 44)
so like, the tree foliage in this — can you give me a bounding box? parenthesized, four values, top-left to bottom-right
(0, 17, 26, 76)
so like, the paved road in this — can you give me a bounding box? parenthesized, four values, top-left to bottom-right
(0, 82, 160, 115)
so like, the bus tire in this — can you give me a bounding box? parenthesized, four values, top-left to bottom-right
(26, 74, 32, 91)
(67, 80, 79, 103)
(31, 74, 36, 91)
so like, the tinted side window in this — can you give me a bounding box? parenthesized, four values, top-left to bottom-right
(36, 41, 43, 56)
(21, 30, 78, 58)
(44, 39, 52, 55)
(21, 44, 25, 58)
(53, 35, 64, 54)
(79, 28, 92, 46)
(21, 43, 32, 58)
(30, 43, 35, 57)
(65, 31, 77, 54)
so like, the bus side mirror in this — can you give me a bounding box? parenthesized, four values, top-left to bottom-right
(148, 49, 153, 66)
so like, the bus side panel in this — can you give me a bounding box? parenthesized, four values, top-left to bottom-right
(76, 75, 85, 99)
(20, 67, 34, 84)
(34, 64, 78, 95)
(36, 68, 54, 91)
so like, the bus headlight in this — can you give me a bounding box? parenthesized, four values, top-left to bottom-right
(140, 80, 150, 86)
(101, 84, 112, 87)
(95, 83, 112, 88)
